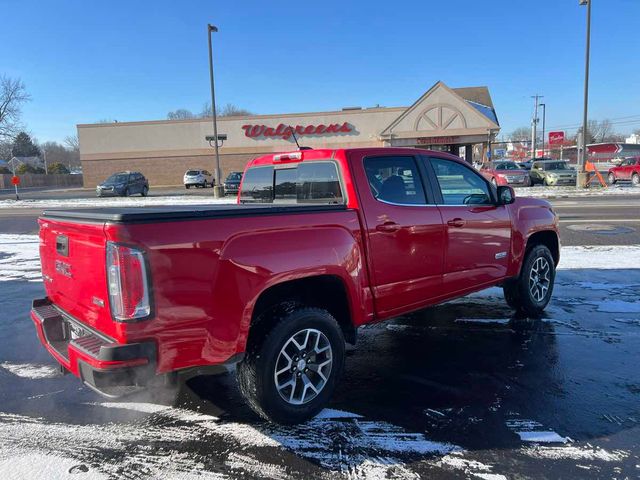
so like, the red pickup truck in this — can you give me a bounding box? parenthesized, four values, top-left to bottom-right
(32, 148, 559, 424)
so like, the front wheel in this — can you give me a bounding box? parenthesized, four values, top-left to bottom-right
(503, 244, 555, 318)
(632, 173, 639, 186)
(608, 172, 617, 185)
(237, 305, 345, 424)
(141, 186, 148, 197)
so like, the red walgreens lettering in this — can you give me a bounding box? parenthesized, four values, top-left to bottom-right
(241, 122, 352, 139)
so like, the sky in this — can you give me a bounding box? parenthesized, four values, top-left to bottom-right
(1, 0, 639, 144)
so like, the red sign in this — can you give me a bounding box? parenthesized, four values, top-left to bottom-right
(241, 122, 353, 140)
(548, 131, 565, 145)
(11, 176, 20, 186)
(416, 136, 458, 145)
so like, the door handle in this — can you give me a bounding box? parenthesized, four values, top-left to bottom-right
(447, 218, 466, 228)
(376, 221, 401, 233)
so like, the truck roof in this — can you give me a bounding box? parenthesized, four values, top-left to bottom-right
(246, 147, 461, 168)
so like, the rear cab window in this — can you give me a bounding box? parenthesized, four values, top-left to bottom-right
(240, 161, 344, 205)
(363, 156, 426, 205)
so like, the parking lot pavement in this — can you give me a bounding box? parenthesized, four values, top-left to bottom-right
(1, 235, 638, 479)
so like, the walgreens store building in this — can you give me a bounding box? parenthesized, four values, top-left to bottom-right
(78, 81, 500, 187)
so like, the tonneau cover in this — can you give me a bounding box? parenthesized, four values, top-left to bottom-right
(41, 203, 347, 224)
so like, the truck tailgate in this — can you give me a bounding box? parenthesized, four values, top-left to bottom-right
(38, 218, 117, 338)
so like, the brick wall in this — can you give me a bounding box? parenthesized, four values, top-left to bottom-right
(81, 152, 259, 188)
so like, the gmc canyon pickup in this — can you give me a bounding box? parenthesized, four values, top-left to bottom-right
(32, 148, 559, 424)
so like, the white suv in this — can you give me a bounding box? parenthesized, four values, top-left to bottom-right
(183, 169, 214, 189)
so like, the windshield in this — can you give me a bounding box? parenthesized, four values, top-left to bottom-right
(226, 172, 242, 181)
(494, 162, 520, 171)
(546, 162, 570, 170)
(186, 170, 201, 176)
(106, 173, 129, 183)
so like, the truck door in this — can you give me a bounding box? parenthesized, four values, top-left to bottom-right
(350, 152, 445, 318)
(422, 156, 512, 294)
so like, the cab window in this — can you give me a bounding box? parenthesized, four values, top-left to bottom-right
(364, 156, 426, 205)
(430, 158, 493, 205)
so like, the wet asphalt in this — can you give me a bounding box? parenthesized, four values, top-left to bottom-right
(1, 265, 639, 478)
(1, 186, 639, 478)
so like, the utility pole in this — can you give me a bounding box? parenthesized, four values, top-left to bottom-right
(530, 95, 543, 158)
(577, 0, 592, 188)
(540, 103, 546, 158)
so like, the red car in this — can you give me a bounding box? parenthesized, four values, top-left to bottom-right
(32, 148, 559, 424)
(608, 157, 640, 186)
(480, 161, 531, 187)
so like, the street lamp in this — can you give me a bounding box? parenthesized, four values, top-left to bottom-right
(207, 24, 224, 198)
(577, 0, 592, 188)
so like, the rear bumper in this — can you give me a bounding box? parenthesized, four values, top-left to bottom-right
(31, 298, 158, 398)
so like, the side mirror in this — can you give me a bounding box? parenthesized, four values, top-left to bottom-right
(497, 185, 515, 205)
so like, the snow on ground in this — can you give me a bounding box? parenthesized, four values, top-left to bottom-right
(0, 234, 41, 281)
(1, 233, 638, 477)
(0, 196, 236, 210)
(0, 362, 60, 379)
(514, 184, 639, 198)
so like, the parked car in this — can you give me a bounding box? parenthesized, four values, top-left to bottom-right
(183, 169, 214, 189)
(608, 157, 640, 186)
(96, 171, 148, 197)
(32, 147, 559, 424)
(223, 171, 243, 195)
(529, 160, 577, 186)
(480, 161, 531, 187)
(518, 157, 553, 171)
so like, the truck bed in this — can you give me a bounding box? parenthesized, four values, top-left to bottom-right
(41, 203, 348, 224)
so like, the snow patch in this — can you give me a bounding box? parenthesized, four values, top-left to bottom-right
(523, 445, 629, 462)
(516, 431, 568, 443)
(314, 408, 363, 419)
(0, 453, 108, 480)
(1, 362, 59, 379)
(0, 196, 235, 210)
(455, 318, 510, 325)
(437, 453, 506, 479)
(589, 300, 640, 313)
(559, 246, 640, 270)
(0, 234, 41, 281)
(87, 401, 172, 414)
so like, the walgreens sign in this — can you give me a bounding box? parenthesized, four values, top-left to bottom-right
(241, 122, 353, 140)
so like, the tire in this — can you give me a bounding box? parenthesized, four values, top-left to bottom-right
(608, 172, 616, 185)
(186, 185, 190, 189)
(202, 182, 207, 188)
(141, 186, 148, 197)
(503, 244, 555, 318)
(633, 173, 639, 187)
(123, 188, 130, 197)
(543, 177, 551, 186)
(237, 305, 345, 424)
(491, 178, 497, 187)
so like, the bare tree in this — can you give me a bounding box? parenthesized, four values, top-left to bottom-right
(509, 127, 531, 141)
(167, 109, 195, 120)
(200, 102, 252, 118)
(0, 76, 31, 141)
(64, 134, 79, 151)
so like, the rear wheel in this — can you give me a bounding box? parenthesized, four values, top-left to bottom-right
(632, 173, 639, 186)
(186, 185, 191, 189)
(141, 185, 148, 197)
(503, 244, 555, 318)
(608, 172, 617, 185)
(237, 305, 345, 424)
(123, 188, 130, 197)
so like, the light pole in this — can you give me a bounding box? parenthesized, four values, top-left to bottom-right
(530, 94, 542, 158)
(577, 0, 592, 188)
(539, 103, 546, 158)
(207, 24, 224, 198)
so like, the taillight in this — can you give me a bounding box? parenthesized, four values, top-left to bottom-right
(106, 242, 151, 321)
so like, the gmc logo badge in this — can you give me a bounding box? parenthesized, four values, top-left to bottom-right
(55, 260, 73, 278)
